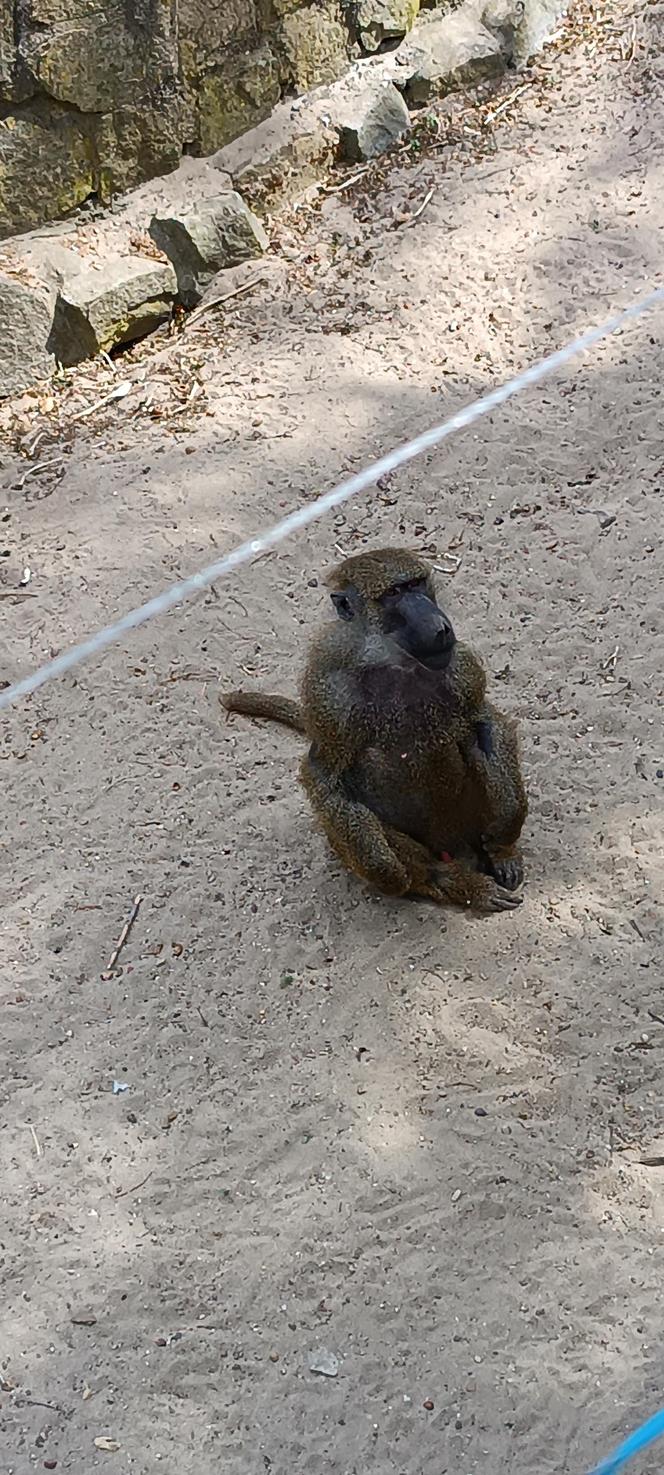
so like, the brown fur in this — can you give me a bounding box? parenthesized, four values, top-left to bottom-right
(222, 548, 527, 914)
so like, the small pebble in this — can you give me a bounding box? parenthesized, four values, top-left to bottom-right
(451, 1189, 461, 1203)
(474, 1107, 488, 1117)
(154, 1336, 167, 1346)
(423, 1399, 434, 1411)
(269, 1352, 279, 1363)
(308, 1348, 339, 1377)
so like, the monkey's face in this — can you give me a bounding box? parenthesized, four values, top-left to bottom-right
(332, 574, 457, 671)
(377, 574, 457, 669)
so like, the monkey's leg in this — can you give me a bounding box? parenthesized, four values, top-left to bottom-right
(470, 706, 527, 890)
(301, 753, 415, 897)
(383, 827, 522, 913)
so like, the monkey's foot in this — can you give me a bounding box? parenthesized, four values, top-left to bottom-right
(486, 883, 523, 912)
(423, 864, 523, 914)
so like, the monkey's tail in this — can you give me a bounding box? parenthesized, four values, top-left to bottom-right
(221, 690, 306, 734)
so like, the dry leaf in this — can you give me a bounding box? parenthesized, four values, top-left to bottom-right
(94, 1437, 120, 1452)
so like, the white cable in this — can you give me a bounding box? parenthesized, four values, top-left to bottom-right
(1, 284, 662, 714)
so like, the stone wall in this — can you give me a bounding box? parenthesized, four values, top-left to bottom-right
(0, 0, 452, 240)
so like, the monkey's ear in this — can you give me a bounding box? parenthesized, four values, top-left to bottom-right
(331, 591, 355, 622)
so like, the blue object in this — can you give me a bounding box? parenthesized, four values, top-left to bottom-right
(591, 1408, 664, 1475)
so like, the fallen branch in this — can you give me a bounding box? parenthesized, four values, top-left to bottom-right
(70, 380, 133, 422)
(16, 457, 65, 490)
(186, 276, 266, 328)
(115, 1169, 154, 1198)
(106, 893, 143, 973)
(484, 82, 533, 126)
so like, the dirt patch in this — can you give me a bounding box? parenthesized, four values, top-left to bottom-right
(1, 3, 663, 1472)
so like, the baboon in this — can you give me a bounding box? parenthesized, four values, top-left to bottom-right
(222, 548, 527, 914)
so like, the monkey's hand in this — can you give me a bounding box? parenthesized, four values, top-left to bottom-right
(485, 847, 524, 891)
(301, 751, 414, 898)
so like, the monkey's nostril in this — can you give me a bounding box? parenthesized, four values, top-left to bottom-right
(433, 624, 454, 649)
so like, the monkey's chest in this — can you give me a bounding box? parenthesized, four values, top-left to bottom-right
(348, 738, 470, 852)
(348, 666, 475, 849)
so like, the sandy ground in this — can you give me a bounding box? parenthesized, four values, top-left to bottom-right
(1, 4, 664, 1472)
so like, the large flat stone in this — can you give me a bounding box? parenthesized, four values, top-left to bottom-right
(393, 8, 506, 105)
(310, 71, 411, 162)
(149, 192, 268, 307)
(212, 104, 336, 213)
(49, 256, 177, 366)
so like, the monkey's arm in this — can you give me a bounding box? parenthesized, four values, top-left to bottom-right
(300, 646, 421, 895)
(467, 702, 527, 889)
(301, 743, 413, 896)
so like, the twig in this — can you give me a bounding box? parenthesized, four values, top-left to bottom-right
(23, 1398, 68, 1415)
(398, 188, 435, 229)
(433, 556, 462, 573)
(70, 380, 133, 422)
(484, 82, 533, 126)
(323, 166, 371, 194)
(107, 893, 143, 972)
(115, 1169, 154, 1198)
(28, 1123, 42, 1157)
(601, 644, 619, 672)
(186, 276, 265, 328)
(16, 457, 65, 489)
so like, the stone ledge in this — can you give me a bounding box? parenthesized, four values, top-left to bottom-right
(0, 0, 568, 397)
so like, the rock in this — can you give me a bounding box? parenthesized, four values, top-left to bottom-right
(0, 0, 183, 239)
(70, 1308, 97, 1326)
(212, 101, 336, 213)
(308, 1348, 339, 1377)
(150, 192, 268, 308)
(319, 76, 411, 162)
(279, 5, 351, 91)
(491, 0, 568, 65)
(0, 271, 55, 398)
(352, 0, 421, 53)
(49, 256, 177, 366)
(393, 8, 505, 105)
(193, 42, 282, 156)
(0, 104, 99, 240)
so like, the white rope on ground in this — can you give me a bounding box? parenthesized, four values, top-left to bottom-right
(1, 284, 662, 715)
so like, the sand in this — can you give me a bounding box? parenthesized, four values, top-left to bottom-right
(1, 3, 663, 1471)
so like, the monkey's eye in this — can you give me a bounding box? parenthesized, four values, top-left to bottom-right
(384, 578, 424, 599)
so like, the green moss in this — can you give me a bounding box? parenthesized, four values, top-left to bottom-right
(0, 108, 96, 238)
(195, 44, 280, 155)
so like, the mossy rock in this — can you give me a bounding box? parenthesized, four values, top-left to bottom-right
(279, 4, 351, 90)
(353, 0, 421, 51)
(194, 43, 281, 155)
(0, 104, 97, 238)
